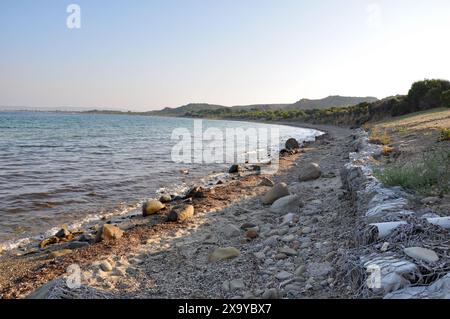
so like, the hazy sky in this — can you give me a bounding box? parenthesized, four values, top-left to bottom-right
(1, 0, 450, 111)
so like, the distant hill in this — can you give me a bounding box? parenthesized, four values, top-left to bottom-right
(146, 103, 226, 116)
(147, 96, 379, 117)
(289, 96, 378, 110)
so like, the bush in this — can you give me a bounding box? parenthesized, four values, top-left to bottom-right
(442, 90, 450, 108)
(369, 128, 391, 145)
(374, 151, 450, 195)
(440, 128, 450, 141)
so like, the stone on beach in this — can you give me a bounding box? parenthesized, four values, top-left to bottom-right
(39, 236, 60, 249)
(100, 260, 113, 272)
(222, 224, 240, 238)
(404, 247, 439, 263)
(55, 225, 72, 239)
(259, 177, 275, 187)
(270, 195, 302, 214)
(142, 200, 165, 216)
(185, 186, 205, 199)
(209, 247, 240, 262)
(229, 164, 240, 174)
(95, 224, 124, 243)
(159, 194, 173, 203)
(167, 204, 195, 223)
(262, 183, 290, 205)
(299, 163, 322, 181)
(285, 138, 300, 150)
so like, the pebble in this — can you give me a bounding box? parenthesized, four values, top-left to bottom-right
(262, 288, 280, 299)
(279, 246, 297, 256)
(294, 265, 306, 276)
(275, 271, 293, 281)
(100, 260, 113, 272)
(229, 279, 245, 291)
(281, 234, 295, 242)
(209, 247, 240, 262)
(301, 227, 312, 234)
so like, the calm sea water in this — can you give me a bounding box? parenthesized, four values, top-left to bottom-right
(0, 112, 321, 245)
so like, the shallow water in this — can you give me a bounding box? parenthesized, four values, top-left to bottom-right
(0, 112, 321, 245)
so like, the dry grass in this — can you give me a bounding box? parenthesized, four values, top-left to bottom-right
(381, 146, 394, 156)
(369, 128, 391, 145)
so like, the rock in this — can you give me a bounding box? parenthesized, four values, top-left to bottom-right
(26, 279, 60, 299)
(270, 195, 302, 214)
(209, 247, 240, 262)
(262, 288, 280, 299)
(404, 247, 439, 263)
(281, 234, 295, 242)
(279, 246, 297, 256)
(241, 222, 257, 230)
(229, 279, 245, 291)
(55, 225, 71, 239)
(254, 251, 265, 260)
(229, 164, 240, 174)
(222, 280, 231, 292)
(66, 241, 89, 249)
(185, 186, 205, 199)
(259, 177, 275, 187)
(100, 260, 113, 272)
(245, 230, 258, 239)
(276, 271, 293, 281)
(295, 265, 306, 276)
(285, 138, 300, 150)
(307, 262, 333, 278)
(49, 249, 73, 259)
(142, 200, 165, 216)
(301, 227, 312, 234)
(275, 253, 287, 260)
(421, 197, 440, 205)
(262, 183, 290, 205)
(167, 204, 195, 223)
(222, 224, 241, 238)
(78, 234, 94, 243)
(95, 224, 124, 243)
(159, 194, 172, 203)
(299, 163, 322, 182)
(39, 236, 60, 249)
(281, 213, 297, 226)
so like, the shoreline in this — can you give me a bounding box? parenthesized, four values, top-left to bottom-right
(0, 121, 335, 299)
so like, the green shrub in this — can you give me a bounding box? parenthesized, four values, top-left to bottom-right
(442, 90, 450, 108)
(440, 128, 450, 141)
(374, 151, 450, 195)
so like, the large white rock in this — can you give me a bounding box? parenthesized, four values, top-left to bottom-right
(299, 163, 322, 182)
(270, 195, 302, 214)
(404, 247, 439, 263)
(262, 183, 290, 205)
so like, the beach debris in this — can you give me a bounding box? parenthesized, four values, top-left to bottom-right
(228, 164, 240, 174)
(385, 273, 450, 299)
(167, 204, 194, 223)
(259, 177, 275, 187)
(95, 224, 124, 243)
(142, 199, 165, 217)
(404, 247, 439, 264)
(262, 183, 290, 205)
(270, 195, 302, 214)
(299, 162, 322, 181)
(180, 169, 189, 175)
(285, 138, 300, 150)
(208, 247, 240, 262)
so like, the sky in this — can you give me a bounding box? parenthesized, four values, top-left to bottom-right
(1, 0, 450, 111)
